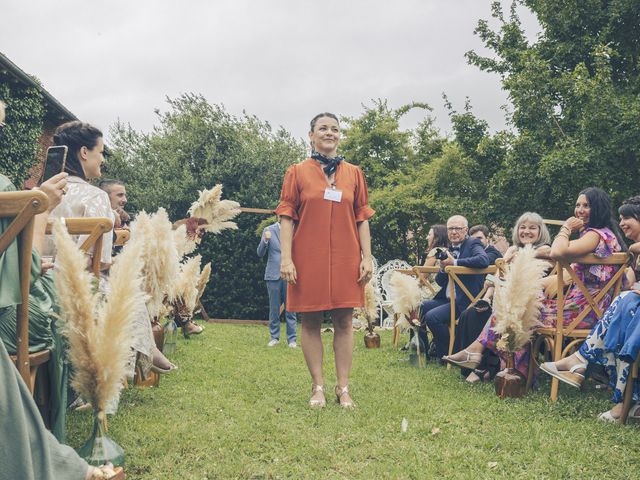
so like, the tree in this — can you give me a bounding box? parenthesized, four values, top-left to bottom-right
(467, 0, 640, 225)
(339, 100, 432, 189)
(106, 94, 305, 319)
(0, 82, 45, 185)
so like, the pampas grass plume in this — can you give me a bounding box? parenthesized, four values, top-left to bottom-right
(187, 184, 241, 234)
(131, 208, 180, 318)
(196, 262, 212, 302)
(53, 219, 144, 413)
(493, 245, 549, 352)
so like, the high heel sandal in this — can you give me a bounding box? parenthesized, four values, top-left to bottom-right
(309, 384, 326, 408)
(335, 385, 354, 409)
(443, 349, 482, 369)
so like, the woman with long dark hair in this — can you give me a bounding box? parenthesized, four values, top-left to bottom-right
(541, 196, 640, 421)
(423, 224, 448, 267)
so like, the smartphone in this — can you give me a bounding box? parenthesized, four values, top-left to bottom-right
(41, 145, 68, 183)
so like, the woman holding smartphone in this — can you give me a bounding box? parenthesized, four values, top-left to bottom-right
(277, 112, 374, 408)
(45, 121, 176, 381)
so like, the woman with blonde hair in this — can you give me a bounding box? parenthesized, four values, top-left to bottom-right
(447, 211, 551, 382)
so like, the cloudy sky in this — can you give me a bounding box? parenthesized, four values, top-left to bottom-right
(1, 1, 540, 143)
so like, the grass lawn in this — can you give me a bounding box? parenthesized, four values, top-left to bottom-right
(67, 323, 640, 479)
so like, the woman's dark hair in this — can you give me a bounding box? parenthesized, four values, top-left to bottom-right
(579, 187, 627, 250)
(428, 224, 448, 250)
(53, 121, 103, 179)
(618, 196, 640, 223)
(310, 112, 339, 132)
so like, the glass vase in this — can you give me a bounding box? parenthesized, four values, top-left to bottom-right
(77, 411, 125, 467)
(163, 317, 177, 355)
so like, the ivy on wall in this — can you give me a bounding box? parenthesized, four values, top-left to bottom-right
(0, 81, 45, 185)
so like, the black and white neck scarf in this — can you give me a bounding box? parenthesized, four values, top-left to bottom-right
(311, 150, 344, 176)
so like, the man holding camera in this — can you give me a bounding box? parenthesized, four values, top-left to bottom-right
(419, 215, 489, 362)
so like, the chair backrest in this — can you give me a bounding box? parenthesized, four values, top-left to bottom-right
(378, 259, 411, 302)
(411, 266, 441, 296)
(0, 190, 49, 385)
(553, 252, 630, 336)
(45, 217, 114, 277)
(444, 265, 498, 305)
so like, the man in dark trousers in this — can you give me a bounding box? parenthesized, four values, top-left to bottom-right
(257, 217, 297, 348)
(419, 215, 489, 361)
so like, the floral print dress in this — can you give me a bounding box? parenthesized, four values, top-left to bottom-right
(540, 227, 622, 330)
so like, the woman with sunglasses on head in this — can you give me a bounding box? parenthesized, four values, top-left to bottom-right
(277, 112, 374, 408)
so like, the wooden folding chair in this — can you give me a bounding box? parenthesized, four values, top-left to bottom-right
(0, 189, 50, 392)
(390, 267, 440, 348)
(620, 356, 640, 424)
(45, 217, 113, 277)
(528, 252, 631, 401)
(443, 265, 498, 366)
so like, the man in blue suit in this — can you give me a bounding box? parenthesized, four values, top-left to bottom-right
(257, 218, 297, 348)
(419, 215, 489, 361)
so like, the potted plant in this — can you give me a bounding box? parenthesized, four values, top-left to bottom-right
(53, 220, 145, 467)
(491, 246, 549, 398)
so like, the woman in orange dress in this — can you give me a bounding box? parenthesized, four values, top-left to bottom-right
(276, 112, 374, 408)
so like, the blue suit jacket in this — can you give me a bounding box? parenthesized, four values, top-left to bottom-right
(433, 237, 490, 311)
(257, 222, 283, 281)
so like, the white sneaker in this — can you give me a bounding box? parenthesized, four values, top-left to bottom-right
(288, 342, 297, 349)
(267, 339, 280, 347)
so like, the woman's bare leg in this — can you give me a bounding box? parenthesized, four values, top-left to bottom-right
(332, 308, 354, 402)
(301, 312, 325, 394)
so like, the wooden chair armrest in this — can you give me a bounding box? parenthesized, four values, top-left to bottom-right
(444, 265, 498, 275)
(45, 217, 113, 236)
(114, 228, 130, 246)
(412, 266, 442, 275)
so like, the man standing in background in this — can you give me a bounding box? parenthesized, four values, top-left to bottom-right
(257, 217, 297, 348)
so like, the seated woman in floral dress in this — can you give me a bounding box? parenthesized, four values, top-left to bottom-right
(541, 196, 640, 421)
(445, 188, 625, 380)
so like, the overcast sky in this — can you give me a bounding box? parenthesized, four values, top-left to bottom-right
(1, 1, 540, 143)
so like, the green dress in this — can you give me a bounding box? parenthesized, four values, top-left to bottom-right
(0, 174, 69, 441)
(0, 338, 88, 480)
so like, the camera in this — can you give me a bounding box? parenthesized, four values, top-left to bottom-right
(434, 247, 449, 260)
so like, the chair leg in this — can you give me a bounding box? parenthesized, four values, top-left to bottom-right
(619, 362, 638, 425)
(550, 333, 563, 402)
(392, 313, 399, 347)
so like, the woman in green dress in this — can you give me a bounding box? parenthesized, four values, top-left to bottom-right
(0, 103, 69, 440)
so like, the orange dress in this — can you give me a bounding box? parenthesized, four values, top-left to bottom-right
(275, 159, 375, 312)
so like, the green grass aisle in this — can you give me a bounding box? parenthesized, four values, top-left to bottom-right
(67, 324, 640, 479)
